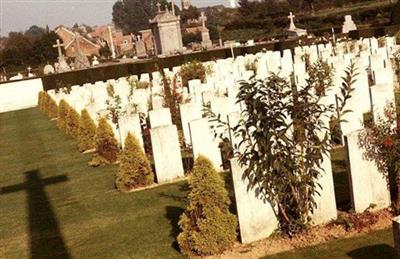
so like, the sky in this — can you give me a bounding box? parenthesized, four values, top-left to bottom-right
(0, 0, 229, 36)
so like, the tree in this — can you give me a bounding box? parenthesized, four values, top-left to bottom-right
(112, 0, 179, 34)
(90, 117, 120, 166)
(115, 133, 154, 192)
(177, 156, 237, 256)
(78, 109, 97, 152)
(181, 6, 200, 23)
(392, 0, 400, 25)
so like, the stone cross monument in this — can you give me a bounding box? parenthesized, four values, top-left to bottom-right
(342, 15, 357, 34)
(287, 12, 307, 38)
(53, 39, 71, 73)
(288, 12, 296, 31)
(199, 12, 212, 49)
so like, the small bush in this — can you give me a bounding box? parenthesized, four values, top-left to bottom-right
(177, 156, 237, 257)
(115, 133, 154, 192)
(57, 100, 69, 133)
(38, 91, 45, 112)
(90, 117, 120, 166)
(179, 60, 207, 87)
(78, 109, 97, 152)
(65, 106, 81, 139)
(47, 97, 58, 119)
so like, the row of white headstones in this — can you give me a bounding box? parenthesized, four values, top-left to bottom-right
(47, 36, 398, 244)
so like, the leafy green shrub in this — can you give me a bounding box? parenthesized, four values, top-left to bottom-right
(179, 60, 207, 87)
(57, 100, 69, 133)
(115, 133, 154, 192)
(65, 106, 80, 139)
(177, 156, 237, 256)
(78, 109, 97, 152)
(89, 117, 120, 166)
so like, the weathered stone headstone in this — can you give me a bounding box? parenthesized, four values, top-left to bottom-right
(150, 125, 185, 183)
(230, 158, 279, 244)
(189, 118, 222, 169)
(179, 103, 202, 145)
(149, 108, 172, 128)
(345, 130, 391, 213)
(392, 216, 400, 258)
(135, 35, 147, 58)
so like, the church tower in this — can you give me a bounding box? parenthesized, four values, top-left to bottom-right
(182, 0, 191, 10)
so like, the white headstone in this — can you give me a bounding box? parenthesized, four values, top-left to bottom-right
(149, 108, 173, 128)
(150, 125, 185, 183)
(189, 118, 223, 169)
(345, 130, 391, 213)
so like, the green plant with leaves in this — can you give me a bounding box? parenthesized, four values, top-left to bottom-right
(179, 60, 207, 87)
(178, 156, 237, 256)
(161, 73, 183, 127)
(359, 103, 400, 212)
(235, 61, 356, 235)
(115, 133, 154, 192)
(78, 109, 97, 152)
(90, 117, 120, 166)
(206, 60, 357, 235)
(106, 82, 124, 144)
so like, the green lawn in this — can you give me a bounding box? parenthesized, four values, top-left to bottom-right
(0, 108, 187, 259)
(266, 228, 395, 259)
(0, 108, 396, 259)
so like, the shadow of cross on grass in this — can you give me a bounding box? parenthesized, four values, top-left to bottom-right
(1, 170, 70, 259)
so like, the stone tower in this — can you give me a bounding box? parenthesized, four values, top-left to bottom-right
(182, 0, 191, 10)
(149, 3, 184, 55)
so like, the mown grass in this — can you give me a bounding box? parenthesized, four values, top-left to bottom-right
(0, 108, 187, 259)
(0, 108, 396, 259)
(266, 228, 394, 259)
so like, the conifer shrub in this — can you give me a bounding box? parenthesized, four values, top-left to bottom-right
(38, 91, 45, 111)
(57, 100, 69, 133)
(115, 133, 154, 192)
(89, 117, 120, 166)
(47, 97, 58, 119)
(78, 109, 97, 152)
(177, 156, 237, 257)
(65, 106, 81, 139)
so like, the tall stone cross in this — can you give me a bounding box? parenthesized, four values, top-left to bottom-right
(156, 2, 161, 12)
(53, 39, 65, 59)
(288, 12, 296, 30)
(1, 171, 70, 258)
(200, 12, 207, 29)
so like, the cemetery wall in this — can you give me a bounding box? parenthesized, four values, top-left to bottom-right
(0, 78, 43, 113)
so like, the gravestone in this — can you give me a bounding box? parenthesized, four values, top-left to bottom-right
(149, 108, 172, 128)
(230, 158, 279, 244)
(393, 216, 400, 258)
(345, 130, 391, 213)
(150, 125, 185, 183)
(119, 114, 144, 149)
(135, 35, 148, 58)
(342, 15, 357, 34)
(189, 118, 223, 169)
(179, 103, 203, 145)
(199, 12, 212, 49)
